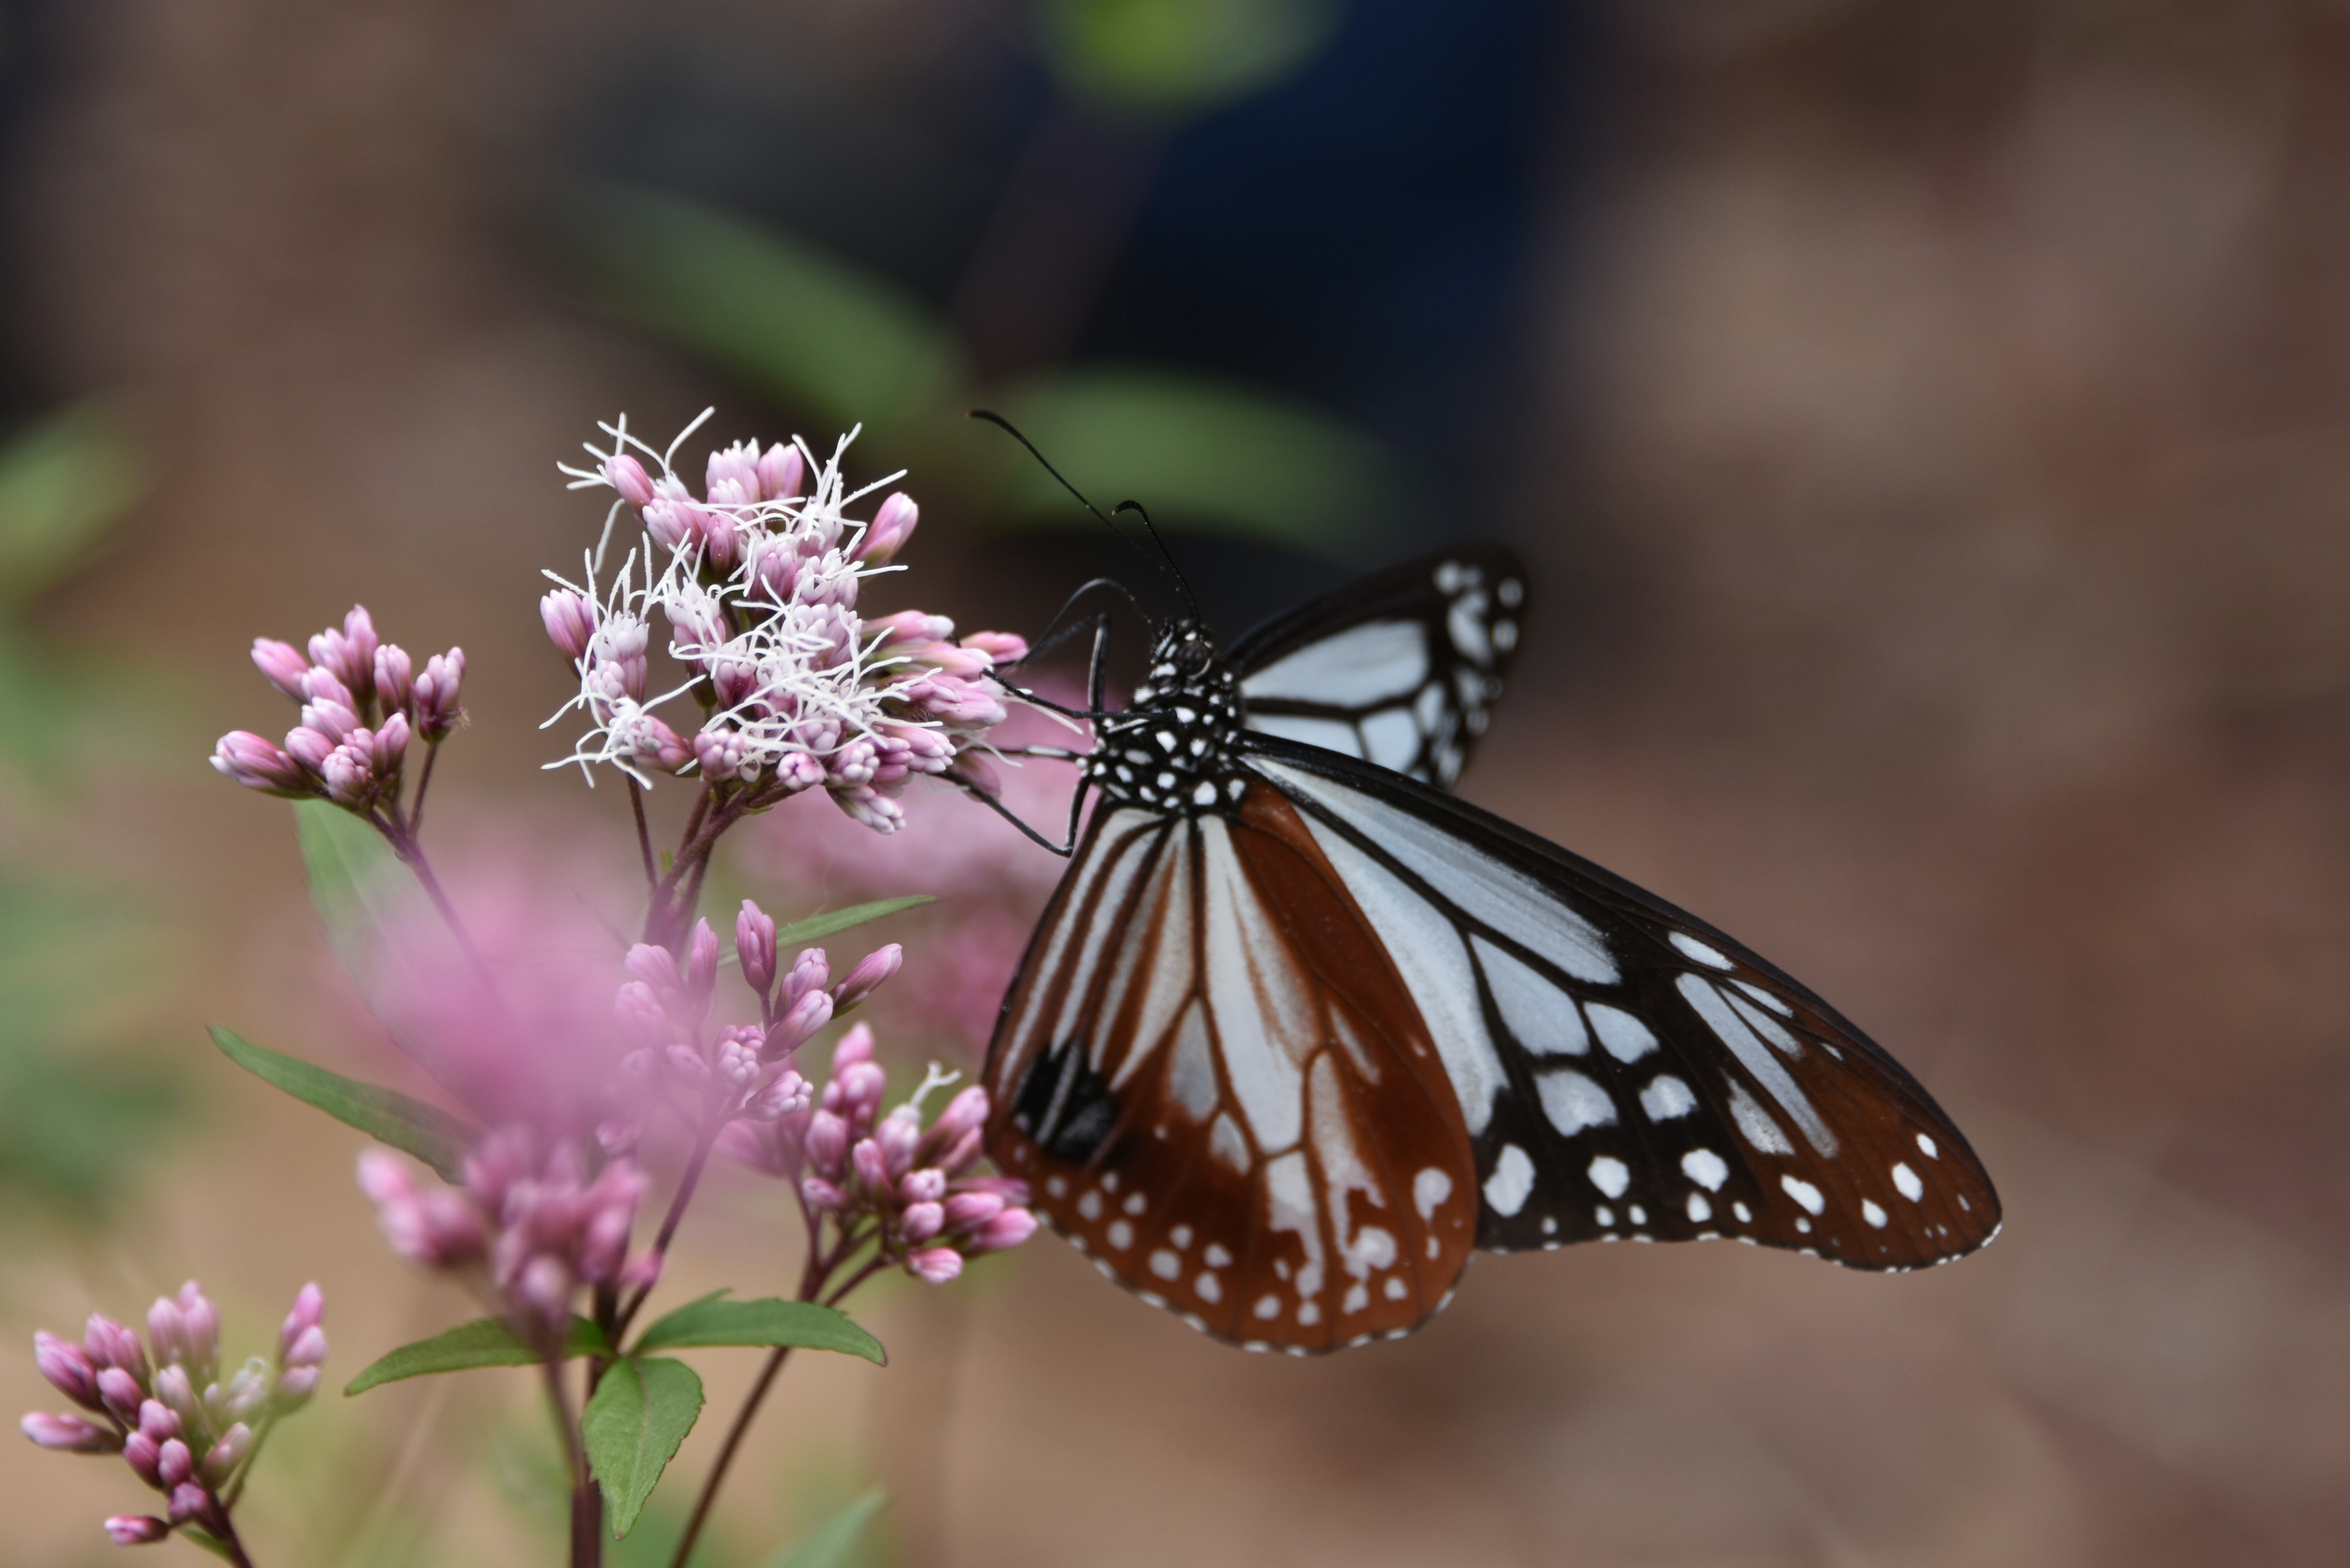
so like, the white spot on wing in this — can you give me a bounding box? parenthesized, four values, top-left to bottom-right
(1780, 1174, 1826, 1215)
(1241, 620, 1429, 706)
(1076, 1190, 1103, 1221)
(1474, 937, 1589, 1056)
(1484, 1144, 1535, 1215)
(1586, 1004, 1658, 1064)
(1149, 1249, 1181, 1280)
(1413, 1167, 1453, 1220)
(1892, 1162, 1923, 1201)
(1197, 1272, 1223, 1303)
(1687, 1192, 1712, 1222)
(1915, 1132, 1939, 1159)
(1106, 1220, 1135, 1249)
(1670, 932, 1733, 969)
(1536, 1069, 1617, 1136)
(1639, 1073, 1696, 1121)
(1359, 707, 1420, 772)
(1679, 976, 1837, 1155)
(1587, 1155, 1631, 1199)
(1681, 1148, 1729, 1191)
(1861, 1199, 1889, 1228)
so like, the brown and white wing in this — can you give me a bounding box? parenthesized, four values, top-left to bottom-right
(983, 792, 1479, 1354)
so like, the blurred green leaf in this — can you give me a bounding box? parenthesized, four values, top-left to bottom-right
(209, 1025, 477, 1180)
(346, 1316, 612, 1395)
(584, 1356, 704, 1539)
(996, 366, 1404, 551)
(770, 896, 935, 950)
(572, 188, 963, 434)
(294, 799, 415, 992)
(1039, 0, 1341, 116)
(763, 1488, 889, 1568)
(633, 1296, 887, 1365)
(0, 403, 142, 607)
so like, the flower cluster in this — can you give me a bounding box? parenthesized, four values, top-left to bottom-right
(722, 1026, 1038, 1285)
(543, 414, 1028, 831)
(360, 1133, 652, 1353)
(211, 605, 463, 812)
(23, 1282, 324, 1550)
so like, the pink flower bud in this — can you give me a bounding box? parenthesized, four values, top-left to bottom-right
(279, 1284, 324, 1357)
(105, 1515, 168, 1545)
(415, 649, 464, 741)
(95, 1368, 144, 1425)
(150, 1367, 198, 1425)
(804, 1110, 850, 1178)
(321, 741, 374, 805)
(620, 1249, 665, 1293)
(612, 981, 670, 1045)
(598, 1118, 643, 1157)
(132, 1399, 173, 1443)
(20, 1411, 118, 1452)
(765, 989, 832, 1058)
(298, 697, 359, 745)
(83, 1316, 146, 1378)
(540, 589, 596, 662)
(900, 1201, 945, 1242)
(123, 1431, 161, 1484)
(201, 1424, 251, 1486)
(34, 1333, 101, 1410)
(373, 711, 411, 774)
(931, 1085, 989, 1145)
(972, 1207, 1041, 1253)
(663, 1043, 711, 1087)
(855, 492, 920, 564)
(282, 1327, 327, 1372)
(757, 441, 804, 500)
(852, 1138, 890, 1193)
(274, 1365, 319, 1404)
(875, 1108, 921, 1177)
(831, 1021, 877, 1071)
(961, 630, 1030, 665)
(605, 453, 657, 507)
(156, 1437, 193, 1488)
(953, 751, 1004, 796)
(864, 610, 955, 648)
(744, 1068, 810, 1121)
(167, 1482, 210, 1526)
(624, 943, 681, 993)
(781, 947, 830, 1006)
(935, 1126, 983, 1175)
(643, 498, 695, 554)
(736, 901, 777, 995)
(800, 1176, 848, 1211)
(284, 725, 334, 772)
(944, 1190, 1007, 1230)
(707, 442, 761, 506)
(834, 1062, 887, 1124)
(374, 643, 414, 711)
(203, 728, 312, 799)
(907, 1247, 964, 1285)
(250, 638, 310, 699)
(901, 1167, 948, 1203)
(896, 640, 994, 679)
(777, 752, 825, 793)
(832, 944, 903, 1010)
(685, 919, 720, 1004)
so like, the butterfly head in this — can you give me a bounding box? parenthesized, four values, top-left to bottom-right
(1086, 620, 1248, 815)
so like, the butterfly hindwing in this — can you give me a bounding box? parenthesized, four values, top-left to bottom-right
(1241, 736, 2002, 1271)
(1229, 544, 1526, 788)
(985, 790, 1480, 1353)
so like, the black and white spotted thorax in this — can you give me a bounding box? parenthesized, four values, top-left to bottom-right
(1085, 622, 1252, 814)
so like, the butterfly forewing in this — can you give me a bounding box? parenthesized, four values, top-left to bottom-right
(1243, 738, 2002, 1271)
(986, 787, 1480, 1353)
(1229, 545, 1526, 788)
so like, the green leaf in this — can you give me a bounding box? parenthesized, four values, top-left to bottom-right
(770, 896, 935, 950)
(584, 1356, 705, 1539)
(994, 366, 1406, 553)
(1039, 0, 1339, 116)
(569, 189, 963, 434)
(0, 403, 143, 605)
(763, 1488, 889, 1568)
(345, 1316, 612, 1395)
(210, 1025, 477, 1181)
(633, 1296, 887, 1365)
(177, 1526, 237, 1562)
(294, 798, 416, 988)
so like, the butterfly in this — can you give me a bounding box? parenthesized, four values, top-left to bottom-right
(971, 523, 2000, 1357)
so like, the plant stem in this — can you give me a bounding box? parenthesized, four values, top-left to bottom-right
(542, 1359, 600, 1568)
(209, 1512, 258, 1568)
(613, 1124, 718, 1342)
(627, 779, 658, 887)
(665, 1247, 835, 1568)
(409, 739, 444, 836)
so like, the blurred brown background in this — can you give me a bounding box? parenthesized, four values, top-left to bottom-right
(1, 0, 2346, 1564)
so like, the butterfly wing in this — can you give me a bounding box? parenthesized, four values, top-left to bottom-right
(984, 791, 1481, 1354)
(1227, 545, 1526, 788)
(1239, 735, 2002, 1271)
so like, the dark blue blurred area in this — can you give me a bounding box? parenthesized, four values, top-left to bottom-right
(569, 0, 1597, 533)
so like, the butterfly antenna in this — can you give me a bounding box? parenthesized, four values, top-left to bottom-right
(1110, 498, 1200, 622)
(968, 408, 1197, 618)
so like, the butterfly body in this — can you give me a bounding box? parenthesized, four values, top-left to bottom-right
(983, 547, 2000, 1355)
